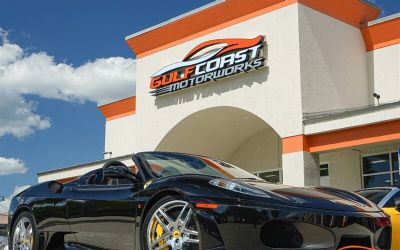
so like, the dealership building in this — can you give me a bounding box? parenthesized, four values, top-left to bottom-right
(38, 0, 400, 191)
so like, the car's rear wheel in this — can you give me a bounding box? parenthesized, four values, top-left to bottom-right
(143, 196, 200, 250)
(11, 211, 39, 250)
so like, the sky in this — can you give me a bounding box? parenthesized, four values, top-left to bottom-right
(0, 0, 399, 212)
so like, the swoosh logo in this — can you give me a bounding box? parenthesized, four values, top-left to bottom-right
(183, 35, 263, 61)
(151, 35, 264, 78)
(151, 48, 223, 77)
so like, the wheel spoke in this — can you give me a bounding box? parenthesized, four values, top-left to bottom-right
(158, 209, 173, 226)
(148, 232, 171, 248)
(20, 220, 27, 234)
(185, 238, 200, 244)
(177, 203, 188, 223)
(182, 209, 192, 227)
(154, 214, 169, 231)
(14, 225, 21, 239)
(184, 229, 198, 236)
(27, 224, 33, 238)
(154, 241, 172, 250)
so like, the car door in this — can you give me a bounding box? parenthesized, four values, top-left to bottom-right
(67, 168, 140, 249)
(381, 191, 400, 250)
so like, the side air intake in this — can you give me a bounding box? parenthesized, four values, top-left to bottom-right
(260, 220, 303, 248)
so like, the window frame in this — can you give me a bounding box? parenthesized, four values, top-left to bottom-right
(319, 162, 330, 177)
(253, 168, 282, 183)
(361, 151, 400, 188)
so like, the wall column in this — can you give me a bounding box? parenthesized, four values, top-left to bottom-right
(282, 151, 320, 186)
(281, 135, 320, 186)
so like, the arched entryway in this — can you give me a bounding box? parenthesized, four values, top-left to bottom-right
(156, 107, 283, 182)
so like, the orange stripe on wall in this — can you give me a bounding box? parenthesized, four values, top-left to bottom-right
(361, 17, 400, 51)
(98, 96, 136, 121)
(283, 119, 400, 154)
(308, 119, 400, 152)
(56, 176, 79, 184)
(282, 135, 309, 154)
(126, 0, 380, 58)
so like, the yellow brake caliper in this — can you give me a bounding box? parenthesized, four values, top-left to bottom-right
(150, 218, 168, 249)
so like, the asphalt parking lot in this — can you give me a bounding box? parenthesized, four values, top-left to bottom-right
(0, 236, 8, 250)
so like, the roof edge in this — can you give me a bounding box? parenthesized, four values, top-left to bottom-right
(126, 0, 381, 58)
(37, 154, 133, 177)
(367, 13, 400, 26)
(125, 0, 225, 41)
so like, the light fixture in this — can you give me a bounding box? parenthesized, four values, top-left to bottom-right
(103, 151, 112, 159)
(373, 93, 381, 105)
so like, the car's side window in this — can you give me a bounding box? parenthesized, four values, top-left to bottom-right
(384, 191, 400, 208)
(85, 169, 135, 186)
(82, 170, 104, 185)
(86, 174, 97, 185)
(103, 176, 134, 186)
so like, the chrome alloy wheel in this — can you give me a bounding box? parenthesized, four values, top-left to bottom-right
(147, 200, 199, 250)
(12, 217, 33, 250)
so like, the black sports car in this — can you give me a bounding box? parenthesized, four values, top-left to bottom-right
(8, 152, 392, 250)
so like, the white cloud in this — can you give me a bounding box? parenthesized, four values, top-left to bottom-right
(0, 90, 50, 138)
(0, 157, 27, 175)
(0, 185, 30, 214)
(0, 28, 136, 139)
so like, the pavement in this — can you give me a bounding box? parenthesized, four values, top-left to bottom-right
(0, 236, 7, 250)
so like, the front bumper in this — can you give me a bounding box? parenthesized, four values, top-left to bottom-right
(189, 197, 391, 250)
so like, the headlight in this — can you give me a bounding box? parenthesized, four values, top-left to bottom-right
(209, 179, 270, 197)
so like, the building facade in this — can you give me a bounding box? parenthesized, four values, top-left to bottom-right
(38, 0, 400, 191)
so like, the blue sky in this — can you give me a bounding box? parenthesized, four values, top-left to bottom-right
(0, 0, 398, 208)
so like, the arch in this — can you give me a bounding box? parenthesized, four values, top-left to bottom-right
(156, 106, 282, 180)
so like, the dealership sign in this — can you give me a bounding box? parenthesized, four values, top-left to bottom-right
(149, 35, 265, 96)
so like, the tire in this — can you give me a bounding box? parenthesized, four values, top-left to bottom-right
(142, 196, 200, 250)
(10, 211, 39, 250)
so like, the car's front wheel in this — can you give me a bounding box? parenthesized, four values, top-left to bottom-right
(142, 196, 200, 250)
(10, 211, 39, 250)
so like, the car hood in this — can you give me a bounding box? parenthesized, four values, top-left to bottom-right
(238, 180, 380, 212)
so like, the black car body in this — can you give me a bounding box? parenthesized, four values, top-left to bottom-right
(8, 152, 392, 250)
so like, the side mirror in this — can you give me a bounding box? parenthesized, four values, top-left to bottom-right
(48, 181, 63, 193)
(395, 197, 400, 212)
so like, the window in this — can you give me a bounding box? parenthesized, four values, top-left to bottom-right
(87, 170, 104, 185)
(384, 191, 400, 208)
(355, 188, 391, 205)
(320, 164, 329, 177)
(254, 169, 282, 183)
(104, 176, 135, 185)
(141, 152, 261, 180)
(362, 152, 400, 188)
(259, 170, 280, 183)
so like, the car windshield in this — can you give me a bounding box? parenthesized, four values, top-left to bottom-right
(355, 189, 392, 205)
(140, 152, 261, 180)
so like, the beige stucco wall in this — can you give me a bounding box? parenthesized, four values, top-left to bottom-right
(106, 4, 304, 158)
(298, 4, 371, 113)
(319, 142, 400, 191)
(367, 44, 400, 104)
(228, 128, 282, 174)
(319, 150, 362, 191)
